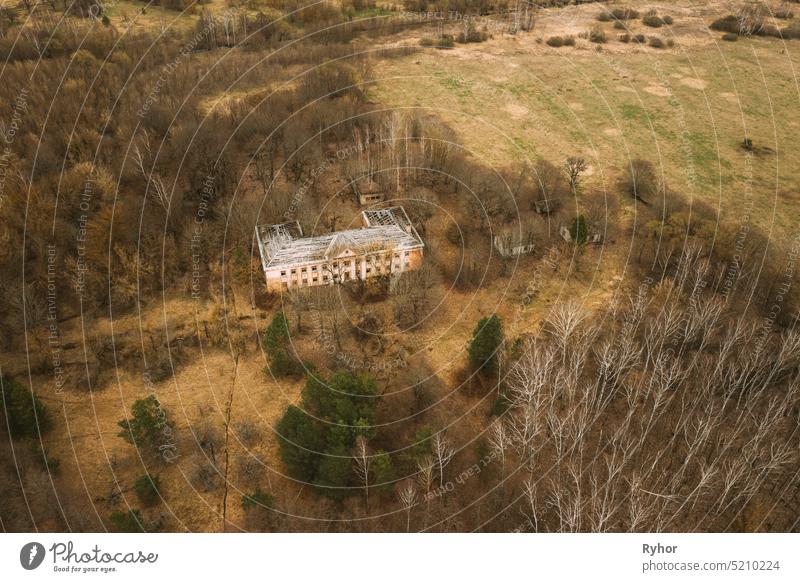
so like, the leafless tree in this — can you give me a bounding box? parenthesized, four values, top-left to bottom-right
(353, 436, 371, 507)
(545, 300, 589, 362)
(397, 481, 417, 532)
(488, 419, 510, 483)
(620, 158, 659, 204)
(432, 432, 455, 486)
(532, 158, 568, 214)
(564, 156, 587, 194)
(132, 134, 171, 212)
(416, 455, 436, 528)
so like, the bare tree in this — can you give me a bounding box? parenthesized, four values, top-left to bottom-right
(487, 419, 510, 484)
(619, 158, 659, 204)
(132, 138, 171, 212)
(353, 436, 371, 507)
(432, 432, 455, 486)
(563, 156, 587, 194)
(531, 158, 568, 214)
(397, 481, 417, 532)
(416, 455, 436, 528)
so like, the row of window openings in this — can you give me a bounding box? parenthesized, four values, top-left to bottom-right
(282, 264, 408, 279)
(280, 251, 411, 277)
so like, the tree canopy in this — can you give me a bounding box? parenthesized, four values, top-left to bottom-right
(264, 311, 303, 377)
(468, 315, 504, 378)
(0, 375, 51, 439)
(276, 371, 377, 496)
(117, 395, 174, 457)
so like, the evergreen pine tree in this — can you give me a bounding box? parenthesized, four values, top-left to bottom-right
(467, 315, 504, 377)
(0, 375, 51, 439)
(264, 311, 302, 376)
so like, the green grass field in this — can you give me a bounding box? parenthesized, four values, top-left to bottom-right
(372, 30, 800, 238)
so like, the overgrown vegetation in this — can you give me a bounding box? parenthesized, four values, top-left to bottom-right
(109, 509, 146, 533)
(0, 376, 51, 439)
(468, 315, 504, 379)
(264, 312, 304, 377)
(276, 371, 377, 496)
(133, 474, 162, 506)
(117, 396, 174, 460)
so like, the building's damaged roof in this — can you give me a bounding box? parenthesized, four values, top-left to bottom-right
(256, 207, 423, 269)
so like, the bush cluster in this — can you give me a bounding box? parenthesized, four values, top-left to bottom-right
(546, 35, 576, 47)
(642, 11, 674, 28)
(597, 7, 639, 21)
(589, 27, 607, 43)
(419, 35, 455, 48)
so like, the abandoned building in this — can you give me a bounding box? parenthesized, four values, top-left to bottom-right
(256, 207, 424, 292)
(348, 176, 386, 206)
(560, 224, 603, 245)
(493, 231, 536, 258)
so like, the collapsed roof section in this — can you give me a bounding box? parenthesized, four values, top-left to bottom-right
(256, 207, 424, 270)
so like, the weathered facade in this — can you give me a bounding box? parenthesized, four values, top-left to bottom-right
(256, 207, 424, 292)
(493, 231, 536, 258)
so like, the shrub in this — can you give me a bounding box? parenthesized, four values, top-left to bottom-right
(0, 375, 51, 439)
(570, 215, 589, 245)
(596, 11, 611, 22)
(649, 36, 665, 48)
(643, 10, 667, 28)
(546, 36, 564, 47)
(663, 15, 674, 25)
(242, 487, 274, 511)
(457, 29, 489, 43)
(589, 27, 607, 43)
(241, 486, 278, 527)
(419, 35, 454, 48)
(110, 509, 145, 532)
(612, 8, 639, 20)
(756, 24, 782, 38)
(619, 33, 631, 43)
(722, 32, 739, 41)
(775, 10, 793, 20)
(633, 34, 646, 43)
(438, 34, 454, 48)
(445, 222, 462, 245)
(241, 486, 274, 527)
(134, 474, 161, 506)
(563, 36, 576, 46)
(782, 22, 800, 39)
(643, 15, 662, 27)
(117, 395, 174, 459)
(710, 15, 741, 34)
(737, 2, 768, 35)
(32, 444, 60, 473)
(613, 20, 627, 30)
